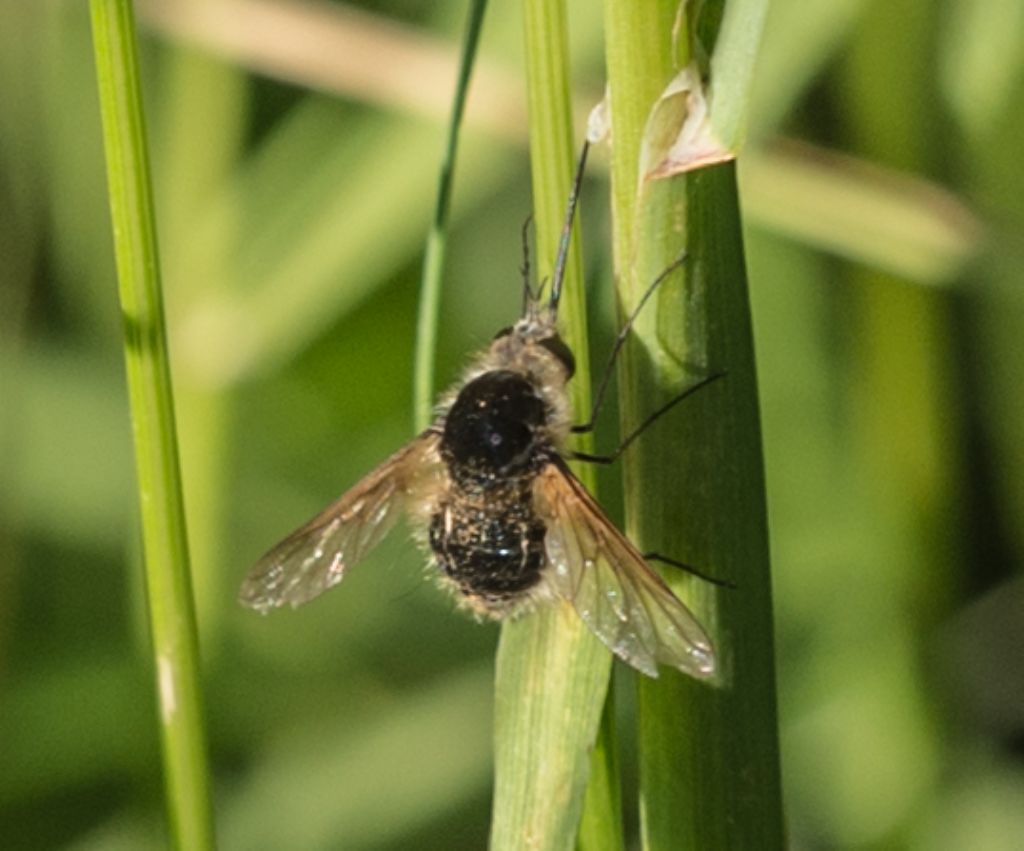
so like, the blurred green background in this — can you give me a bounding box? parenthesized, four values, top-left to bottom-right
(2, 0, 1023, 848)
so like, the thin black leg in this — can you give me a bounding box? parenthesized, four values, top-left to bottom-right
(572, 251, 688, 434)
(570, 371, 725, 464)
(643, 552, 736, 588)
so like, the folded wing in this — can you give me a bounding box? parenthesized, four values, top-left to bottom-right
(534, 457, 716, 679)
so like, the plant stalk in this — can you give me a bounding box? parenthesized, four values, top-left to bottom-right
(490, 2, 618, 849)
(603, 1, 785, 847)
(90, 1, 215, 846)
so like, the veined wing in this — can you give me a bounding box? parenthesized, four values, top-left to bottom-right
(534, 457, 716, 679)
(239, 430, 442, 613)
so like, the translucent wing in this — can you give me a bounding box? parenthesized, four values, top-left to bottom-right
(239, 430, 442, 613)
(534, 457, 716, 679)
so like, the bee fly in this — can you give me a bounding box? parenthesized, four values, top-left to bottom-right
(240, 142, 717, 679)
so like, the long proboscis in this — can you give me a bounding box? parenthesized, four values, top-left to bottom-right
(548, 140, 590, 316)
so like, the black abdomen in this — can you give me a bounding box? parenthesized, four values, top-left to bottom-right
(429, 482, 546, 606)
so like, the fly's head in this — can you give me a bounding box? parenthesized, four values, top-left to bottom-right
(487, 297, 575, 387)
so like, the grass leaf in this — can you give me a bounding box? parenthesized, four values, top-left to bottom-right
(603, 1, 784, 847)
(490, 2, 616, 849)
(415, 0, 490, 430)
(89, 1, 215, 846)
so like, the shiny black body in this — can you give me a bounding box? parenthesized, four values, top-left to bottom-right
(429, 370, 551, 605)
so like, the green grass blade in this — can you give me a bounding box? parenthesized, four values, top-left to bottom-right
(414, 0, 489, 430)
(636, 166, 784, 849)
(576, 693, 624, 851)
(707, 0, 770, 151)
(89, 1, 215, 847)
(741, 143, 981, 285)
(490, 2, 617, 849)
(749, 0, 870, 133)
(603, 1, 784, 848)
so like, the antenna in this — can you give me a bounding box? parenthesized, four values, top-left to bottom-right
(548, 140, 590, 315)
(519, 214, 534, 314)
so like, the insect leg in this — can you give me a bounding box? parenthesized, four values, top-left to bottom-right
(643, 552, 736, 588)
(571, 371, 724, 464)
(572, 251, 689, 435)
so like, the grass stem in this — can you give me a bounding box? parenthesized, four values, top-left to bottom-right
(602, 1, 784, 847)
(89, 1, 215, 846)
(490, 2, 617, 849)
(414, 0, 489, 431)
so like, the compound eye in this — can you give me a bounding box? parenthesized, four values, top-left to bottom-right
(539, 335, 576, 378)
